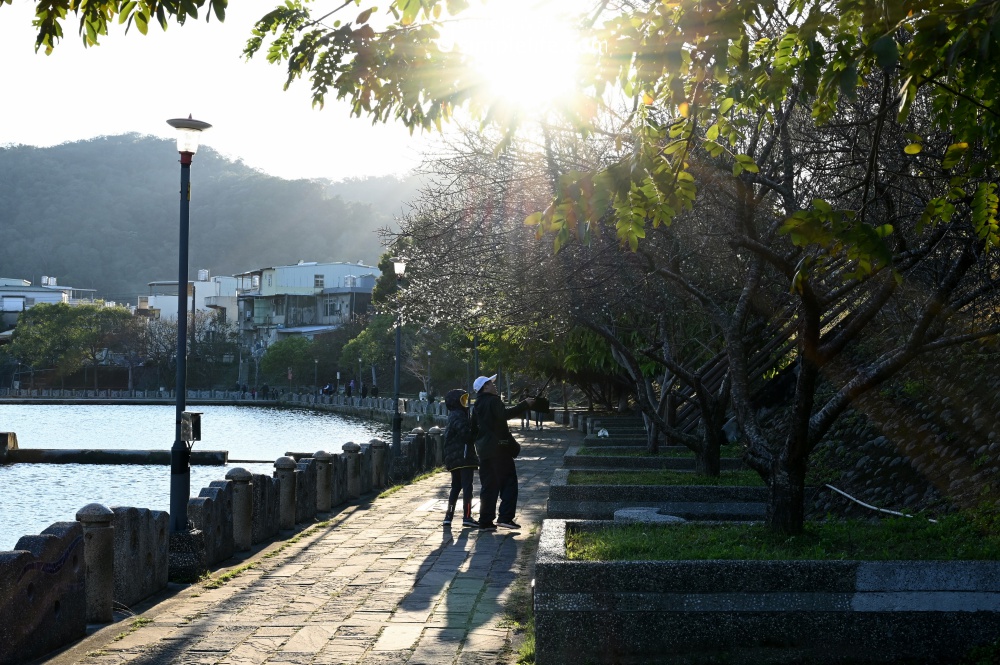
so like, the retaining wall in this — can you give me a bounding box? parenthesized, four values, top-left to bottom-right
(546, 468, 769, 521)
(563, 445, 745, 470)
(535, 519, 1000, 664)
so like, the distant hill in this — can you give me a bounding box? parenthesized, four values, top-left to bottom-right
(0, 135, 422, 303)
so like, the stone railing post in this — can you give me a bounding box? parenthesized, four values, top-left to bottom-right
(410, 427, 426, 472)
(427, 426, 444, 467)
(274, 456, 298, 531)
(76, 503, 115, 623)
(343, 442, 361, 499)
(314, 450, 333, 512)
(226, 467, 253, 552)
(370, 439, 387, 489)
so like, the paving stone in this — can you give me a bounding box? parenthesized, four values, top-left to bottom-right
(356, 652, 411, 665)
(371, 623, 424, 651)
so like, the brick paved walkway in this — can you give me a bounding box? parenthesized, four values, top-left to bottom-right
(45, 423, 580, 665)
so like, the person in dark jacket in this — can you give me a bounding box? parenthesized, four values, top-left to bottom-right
(443, 388, 479, 527)
(471, 374, 535, 530)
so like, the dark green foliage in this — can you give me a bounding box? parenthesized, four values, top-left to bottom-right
(0, 135, 419, 302)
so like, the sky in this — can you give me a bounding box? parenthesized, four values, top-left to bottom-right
(0, 0, 432, 182)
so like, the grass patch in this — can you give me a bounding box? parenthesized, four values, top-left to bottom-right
(202, 561, 259, 589)
(377, 466, 445, 499)
(566, 515, 1000, 561)
(112, 616, 152, 642)
(498, 526, 541, 664)
(567, 469, 764, 486)
(576, 446, 695, 458)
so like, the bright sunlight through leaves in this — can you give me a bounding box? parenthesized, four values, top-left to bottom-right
(441, 1, 589, 116)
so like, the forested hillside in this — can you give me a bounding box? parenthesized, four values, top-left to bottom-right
(0, 135, 421, 302)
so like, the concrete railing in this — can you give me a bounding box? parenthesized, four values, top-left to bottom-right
(0, 426, 444, 665)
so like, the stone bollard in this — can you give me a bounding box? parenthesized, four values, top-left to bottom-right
(314, 450, 333, 512)
(274, 456, 298, 531)
(76, 503, 115, 623)
(226, 467, 253, 552)
(427, 426, 444, 467)
(410, 427, 426, 472)
(343, 442, 361, 499)
(370, 439, 387, 490)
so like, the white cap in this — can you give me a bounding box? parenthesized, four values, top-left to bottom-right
(473, 374, 497, 392)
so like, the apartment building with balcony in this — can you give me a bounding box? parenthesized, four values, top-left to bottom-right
(236, 260, 377, 348)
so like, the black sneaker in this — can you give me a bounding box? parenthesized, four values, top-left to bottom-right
(462, 516, 479, 527)
(442, 517, 452, 525)
(479, 522, 497, 531)
(497, 520, 521, 529)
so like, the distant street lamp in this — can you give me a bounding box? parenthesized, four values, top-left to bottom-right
(426, 350, 431, 397)
(167, 114, 211, 534)
(314, 358, 318, 394)
(391, 257, 406, 453)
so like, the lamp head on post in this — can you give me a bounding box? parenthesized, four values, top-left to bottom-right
(391, 257, 406, 280)
(167, 115, 212, 165)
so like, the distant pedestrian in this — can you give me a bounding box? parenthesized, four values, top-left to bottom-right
(520, 389, 533, 430)
(471, 374, 534, 531)
(241, 383, 248, 399)
(371, 384, 379, 398)
(262, 384, 269, 400)
(361, 383, 368, 399)
(251, 386, 257, 400)
(346, 380, 353, 398)
(443, 388, 479, 528)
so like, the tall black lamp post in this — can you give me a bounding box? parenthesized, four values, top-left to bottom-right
(391, 257, 406, 453)
(167, 115, 211, 534)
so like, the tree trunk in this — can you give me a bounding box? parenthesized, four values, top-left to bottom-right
(694, 442, 720, 476)
(767, 456, 807, 534)
(663, 392, 677, 446)
(644, 413, 660, 454)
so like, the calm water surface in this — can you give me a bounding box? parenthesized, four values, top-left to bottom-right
(0, 404, 390, 550)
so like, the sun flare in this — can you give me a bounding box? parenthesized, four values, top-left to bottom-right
(442, 1, 590, 116)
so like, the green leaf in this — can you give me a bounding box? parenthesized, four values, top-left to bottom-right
(942, 142, 969, 169)
(356, 7, 373, 24)
(719, 98, 735, 115)
(904, 143, 922, 155)
(735, 154, 759, 173)
(872, 36, 899, 69)
(524, 212, 543, 227)
(664, 140, 686, 155)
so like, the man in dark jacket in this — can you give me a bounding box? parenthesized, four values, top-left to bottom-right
(471, 374, 535, 530)
(443, 388, 479, 527)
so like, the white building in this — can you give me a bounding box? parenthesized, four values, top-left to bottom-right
(135, 269, 239, 323)
(0, 276, 99, 329)
(236, 260, 378, 347)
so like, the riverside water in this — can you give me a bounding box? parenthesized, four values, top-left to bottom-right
(0, 404, 391, 550)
